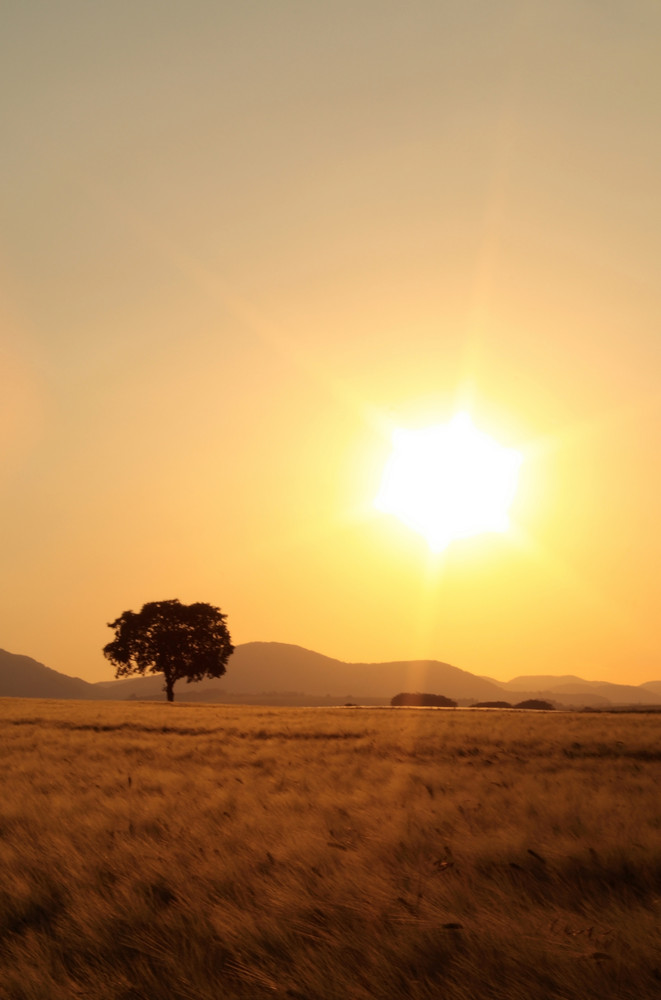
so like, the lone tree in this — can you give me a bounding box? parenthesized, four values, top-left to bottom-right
(103, 599, 234, 702)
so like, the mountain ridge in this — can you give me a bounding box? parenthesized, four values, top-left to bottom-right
(0, 644, 659, 707)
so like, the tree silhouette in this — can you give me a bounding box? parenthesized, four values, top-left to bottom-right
(103, 599, 233, 702)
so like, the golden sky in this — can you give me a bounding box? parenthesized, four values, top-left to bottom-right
(2, 1, 660, 685)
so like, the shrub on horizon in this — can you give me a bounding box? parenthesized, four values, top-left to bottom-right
(390, 692, 458, 708)
(514, 699, 555, 711)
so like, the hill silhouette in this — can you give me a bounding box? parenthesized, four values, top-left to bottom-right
(641, 681, 661, 697)
(219, 643, 509, 701)
(0, 649, 97, 699)
(495, 674, 661, 708)
(1, 643, 660, 707)
(502, 674, 591, 691)
(92, 643, 508, 703)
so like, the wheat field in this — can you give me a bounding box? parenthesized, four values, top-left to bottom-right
(0, 698, 660, 999)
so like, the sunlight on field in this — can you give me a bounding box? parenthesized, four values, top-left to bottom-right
(0, 700, 660, 999)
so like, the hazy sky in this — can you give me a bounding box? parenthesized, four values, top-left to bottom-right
(2, 1, 660, 685)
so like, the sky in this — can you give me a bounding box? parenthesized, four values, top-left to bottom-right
(2, 0, 660, 686)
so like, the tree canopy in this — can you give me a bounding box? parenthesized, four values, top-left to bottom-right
(103, 599, 234, 702)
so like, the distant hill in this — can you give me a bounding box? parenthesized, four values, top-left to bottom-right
(564, 681, 661, 706)
(497, 674, 661, 708)
(1, 642, 660, 707)
(503, 675, 592, 692)
(215, 642, 509, 701)
(91, 642, 509, 703)
(641, 681, 661, 697)
(0, 649, 97, 699)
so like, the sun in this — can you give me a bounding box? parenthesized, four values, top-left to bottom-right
(374, 412, 522, 552)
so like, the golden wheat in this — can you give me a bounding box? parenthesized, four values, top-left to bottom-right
(0, 699, 660, 999)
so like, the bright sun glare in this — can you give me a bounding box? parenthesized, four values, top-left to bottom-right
(374, 412, 523, 552)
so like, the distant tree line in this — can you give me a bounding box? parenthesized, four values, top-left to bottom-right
(471, 699, 556, 710)
(512, 699, 555, 711)
(391, 692, 457, 707)
(391, 694, 556, 710)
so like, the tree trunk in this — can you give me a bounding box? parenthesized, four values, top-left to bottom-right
(165, 677, 175, 702)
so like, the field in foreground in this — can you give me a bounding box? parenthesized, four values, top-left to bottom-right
(0, 700, 660, 1000)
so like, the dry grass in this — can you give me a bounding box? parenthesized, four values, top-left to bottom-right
(0, 698, 660, 999)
